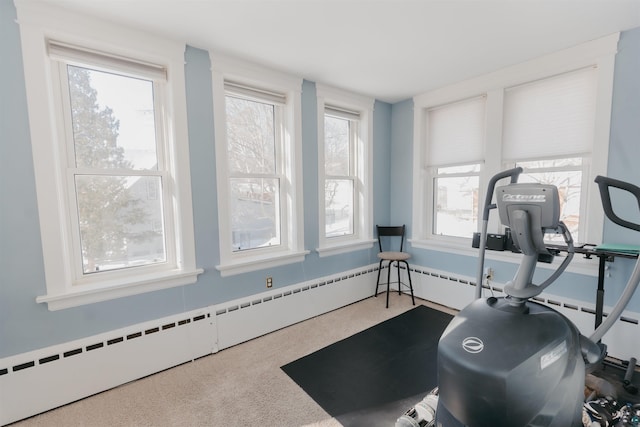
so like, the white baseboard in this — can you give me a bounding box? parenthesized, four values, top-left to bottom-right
(0, 307, 215, 426)
(214, 265, 378, 350)
(409, 264, 640, 362)
(0, 265, 378, 426)
(5, 262, 633, 426)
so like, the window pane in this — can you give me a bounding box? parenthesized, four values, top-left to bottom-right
(67, 65, 158, 170)
(325, 115, 350, 176)
(437, 164, 481, 175)
(434, 175, 479, 238)
(230, 178, 280, 251)
(517, 170, 582, 242)
(226, 96, 276, 175)
(517, 157, 582, 169)
(325, 179, 354, 238)
(75, 175, 166, 274)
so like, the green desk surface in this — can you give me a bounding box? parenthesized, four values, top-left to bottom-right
(595, 243, 640, 255)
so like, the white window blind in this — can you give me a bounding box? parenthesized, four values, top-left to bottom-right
(325, 105, 360, 121)
(502, 67, 597, 160)
(224, 81, 286, 105)
(427, 96, 485, 166)
(48, 41, 167, 81)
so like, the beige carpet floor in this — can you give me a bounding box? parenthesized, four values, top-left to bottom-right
(10, 293, 455, 427)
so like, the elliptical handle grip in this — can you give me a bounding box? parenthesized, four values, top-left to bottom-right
(475, 167, 523, 299)
(481, 167, 523, 221)
(589, 176, 640, 343)
(595, 175, 640, 232)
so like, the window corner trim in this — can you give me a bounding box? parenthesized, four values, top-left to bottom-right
(36, 268, 204, 311)
(216, 250, 310, 277)
(316, 239, 376, 258)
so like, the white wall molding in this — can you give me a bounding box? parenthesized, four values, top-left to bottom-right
(5, 261, 633, 426)
(214, 265, 378, 350)
(0, 307, 216, 426)
(0, 265, 379, 426)
(408, 263, 640, 362)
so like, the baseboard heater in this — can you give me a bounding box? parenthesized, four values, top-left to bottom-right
(0, 265, 378, 426)
(213, 265, 378, 350)
(409, 265, 640, 363)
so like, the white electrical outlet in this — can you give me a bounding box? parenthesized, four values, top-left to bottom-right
(484, 267, 494, 280)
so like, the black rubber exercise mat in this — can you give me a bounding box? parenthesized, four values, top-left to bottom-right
(281, 305, 453, 425)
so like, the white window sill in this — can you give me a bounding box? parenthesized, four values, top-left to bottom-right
(36, 268, 204, 311)
(409, 238, 599, 277)
(316, 239, 376, 258)
(216, 249, 310, 277)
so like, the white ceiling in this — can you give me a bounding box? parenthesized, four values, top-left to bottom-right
(40, 0, 640, 103)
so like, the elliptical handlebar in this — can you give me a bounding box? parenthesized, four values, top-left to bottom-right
(475, 167, 523, 299)
(589, 176, 640, 344)
(595, 175, 640, 232)
(481, 167, 523, 221)
(503, 221, 575, 299)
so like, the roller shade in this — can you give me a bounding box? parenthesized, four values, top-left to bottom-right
(325, 105, 360, 121)
(224, 81, 286, 105)
(48, 40, 167, 81)
(427, 96, 486, 166)
(502, 67, 597, 160)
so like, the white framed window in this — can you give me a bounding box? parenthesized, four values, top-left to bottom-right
(411, 33, 618, 267)
(211, 53, 308, 276)
(316, 84, 375, 257)
(502, 66, 598, 244)
(225, 84, 284, 253)
(16, 2, 202, 310)
(425, 96, 486, 241)
(324, 111, 356, 238)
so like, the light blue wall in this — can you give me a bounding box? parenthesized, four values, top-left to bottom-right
(373, 100, 393, 229)
(595, 27, 640, 310)
(0, 1, 391, 358)
(389, 99, 414, 230)
(389, 27, 640, 313)
(1, 0, 638, 359)
(606, 27, 640, 244)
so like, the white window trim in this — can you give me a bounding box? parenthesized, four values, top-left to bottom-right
(210, 53, 308, 276)
(16, 1, 202, 310)
(315, 84, 375, 258)
(411, 33, 619, 275)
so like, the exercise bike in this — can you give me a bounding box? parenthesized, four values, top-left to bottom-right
(398, 169, 640, 427)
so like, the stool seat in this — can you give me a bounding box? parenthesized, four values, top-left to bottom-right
(378, 251, 411, 261)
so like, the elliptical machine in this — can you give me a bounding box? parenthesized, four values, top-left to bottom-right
(437, 167, 597, 427)
(398, 169, 640, 427)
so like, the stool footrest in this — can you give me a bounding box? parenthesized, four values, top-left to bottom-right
(375, 260, 415, 308)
